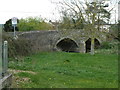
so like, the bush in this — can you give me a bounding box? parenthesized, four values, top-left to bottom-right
(2, 33, 32, 58)
(18, 17, 53, 31)
(97, 40, 119, 54)
(100, 41, 112, 49)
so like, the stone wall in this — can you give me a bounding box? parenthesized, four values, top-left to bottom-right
(18, 30, 60, 52)
(7, 29, 107, 53)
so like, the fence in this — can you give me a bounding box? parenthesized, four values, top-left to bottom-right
(0, 41, 8, 78)
(0, 25, 2, 79)
(0, 26, 11, 89)
(2, 41, 8, 76)
(0, 41, 11, 89)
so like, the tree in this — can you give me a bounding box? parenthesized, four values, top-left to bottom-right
(84, 1, 110, 55)
(59, 10, 84, 29)
(18, 17, 53, 31)
(58, 0, 111, 55)
(4, 19, 19, 32)
(109, 21, 120, 41)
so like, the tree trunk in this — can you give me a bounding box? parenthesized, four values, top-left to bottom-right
(91, 38, 95, 55)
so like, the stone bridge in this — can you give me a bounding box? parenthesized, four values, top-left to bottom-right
(15, 29, 106, 53)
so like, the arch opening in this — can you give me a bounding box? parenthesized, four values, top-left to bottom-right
(85, 38, 100, 53)
(56, 38, 79, 52)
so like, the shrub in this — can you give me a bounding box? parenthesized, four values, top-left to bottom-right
(100, 41, 112, 49)
(97, 40, 119, 54)
(2, 33, 32, 58)
(18, 17, 53, 31)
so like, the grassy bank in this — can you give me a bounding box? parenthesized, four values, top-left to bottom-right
(9, 52, 118, 88)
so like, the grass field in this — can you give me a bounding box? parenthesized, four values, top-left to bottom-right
(9, 52, 118, 88)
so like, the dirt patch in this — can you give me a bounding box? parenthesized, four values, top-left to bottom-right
(9, 69, 35, 88)
(9, 69, 36, 75)
(11, 76, 31, 88)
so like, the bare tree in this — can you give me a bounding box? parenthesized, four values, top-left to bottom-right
(56, 0, 112, 55)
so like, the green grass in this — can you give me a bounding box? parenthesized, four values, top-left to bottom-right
(9, 52, 118, 88)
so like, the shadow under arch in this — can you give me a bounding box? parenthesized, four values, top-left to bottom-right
(56, 38, 79, 52)
(85, 38, 101, 53)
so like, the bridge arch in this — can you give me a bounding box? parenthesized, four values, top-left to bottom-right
(85, 38, 101, 53)
(55, 38, 79, 52)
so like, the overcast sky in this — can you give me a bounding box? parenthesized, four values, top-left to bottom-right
(0, 0, 119, 24)
(0, 0, 61, 24)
